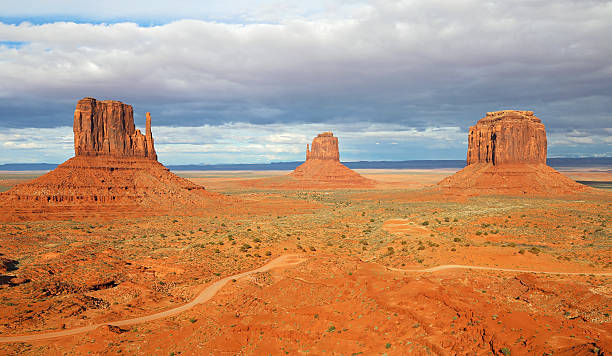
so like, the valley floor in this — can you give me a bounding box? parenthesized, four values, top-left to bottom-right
(0, 168, 610, 355)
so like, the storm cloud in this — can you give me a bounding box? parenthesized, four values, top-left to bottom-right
(0, 0, 611, 163)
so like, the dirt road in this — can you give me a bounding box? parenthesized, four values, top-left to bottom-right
(0, 254, 306, 343)
(1, 255, 609, 343)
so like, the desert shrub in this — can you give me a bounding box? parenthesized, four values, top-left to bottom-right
(518, 249, 526, 254)
(453, 237, 461, 242)
(422, 221, 429, 226)
(529, 247, 540, 255)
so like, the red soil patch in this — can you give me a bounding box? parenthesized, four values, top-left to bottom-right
(21, 254, 609, 355)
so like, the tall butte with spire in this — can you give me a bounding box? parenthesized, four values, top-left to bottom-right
(288, 132, 374, 187)
(437, 110, 588, 195)
(0, 98, 214, 221)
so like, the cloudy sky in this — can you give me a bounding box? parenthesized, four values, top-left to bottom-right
(0, 0, 611, 164)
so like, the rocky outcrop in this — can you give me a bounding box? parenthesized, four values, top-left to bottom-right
(288, 132, 374, 188)
(74, 98, 156, 160)
(306, 132, 340, 161)
(0, 98, 213, 221)
(467, 110, 546, 165)
(438, 110, 587, 196)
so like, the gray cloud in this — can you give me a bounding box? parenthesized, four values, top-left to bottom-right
(0, 0, 611, 162)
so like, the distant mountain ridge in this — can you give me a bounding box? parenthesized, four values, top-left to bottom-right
(1, 157, 610, 172)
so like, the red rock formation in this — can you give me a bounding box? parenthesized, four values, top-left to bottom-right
(74, 98, 156, 159)
(0, 98, 214, 221)
(467, 110, 546, 165)
(306, 132, 340, 161)
(288, 132, 374, 188)
(438, 110, 588, 196)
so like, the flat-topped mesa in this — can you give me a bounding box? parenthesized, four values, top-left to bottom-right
(306, 132, 340, 161)
(467, 110, 546, 166)
(73, 98, 157, 160)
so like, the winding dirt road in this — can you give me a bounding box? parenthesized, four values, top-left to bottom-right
(0, 254, 307, 343)
(1, 255, 609, 343)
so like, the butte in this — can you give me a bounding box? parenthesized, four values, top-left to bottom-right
(437, 110, 589, 195)
(288, 132, 374, 188)
(239, 132, 374, 189)
(0, 97, 217, 221)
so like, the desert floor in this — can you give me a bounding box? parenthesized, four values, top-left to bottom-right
(0, 168, 610, 355)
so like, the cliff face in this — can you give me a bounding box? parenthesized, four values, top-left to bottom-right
(466, 110, 546, 166)
(437, 110, 587, 196)
(0, 97, 212, 221)
(288, 132, 374, 188)
(73, 98, 157, 160)
(306, 132, 340, 161)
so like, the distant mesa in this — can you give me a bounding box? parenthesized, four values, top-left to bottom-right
(0, 98, 215, 221)
(438, 110, 589, 195)
(305, 132, 340, 161)
(289, 132, 374, 187)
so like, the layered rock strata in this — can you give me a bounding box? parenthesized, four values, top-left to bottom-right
(438, 110, 587, 195)
(289, 132, 374, 187)
(0, 98, 211, 221)
(467, 110, 546, 165)
(305, 132, 340, 161)
(73, 98, 157, 159)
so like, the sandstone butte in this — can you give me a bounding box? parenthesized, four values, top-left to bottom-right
(288, 132, 375, 188)
(437, 110, 589, 195)
(0, 98, 216, 221)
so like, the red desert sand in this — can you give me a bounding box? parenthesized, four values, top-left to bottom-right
(0, 108, 610, 356)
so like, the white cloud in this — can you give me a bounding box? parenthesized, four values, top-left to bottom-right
(0, 0, 610, 161)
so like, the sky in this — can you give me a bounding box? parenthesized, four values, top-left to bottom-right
(0, 0, 611, 165)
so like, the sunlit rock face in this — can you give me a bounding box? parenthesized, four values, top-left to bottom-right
(305, 132, 340, 161)
(73, 97, 157, 160)
(467, 110, 546, 166)
(437, 110, 588, 196)
(0, 98, 213, 221)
